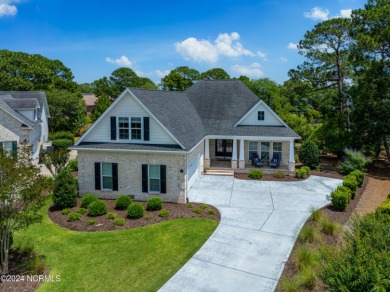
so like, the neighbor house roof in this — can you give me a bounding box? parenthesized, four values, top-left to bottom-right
(82, 93, 97, 107)
(0, 95, 37, 128)
(0, 91, 50, 118)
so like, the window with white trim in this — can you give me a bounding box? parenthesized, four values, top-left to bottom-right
(261, 142, 270, 160)
(149, 165, 160, 192)
(3, 141, 13, 152)
(248, 141, 258, 160)
(131, 117, 142, 140)
(101, 163, 113, 190)
(258, 111, 265, 121)
(118, 117, 129, 140)
(273, 142, 282, 161)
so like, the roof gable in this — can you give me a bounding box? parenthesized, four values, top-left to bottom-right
(234, 99, 287, 127)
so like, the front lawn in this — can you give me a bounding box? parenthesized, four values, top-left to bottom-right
(14, 200, 218, 291)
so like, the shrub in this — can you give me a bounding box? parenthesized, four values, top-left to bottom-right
(200, 203, 208, 209)
(320, 218, 340, 236)
(376, 199, 390, 215)
(301, 166, 310, 176)
(207, 210, 217, 216)
(320, 213, 390, 291)
(52, 168, 78, 209)
(298, 140, 320, 168)
(80, 194, 99, 208)
(68, 158, 78, 171)
(316, 164, 323, 172)
(106, 212, 117, 219)
(146, 197, 163, 211)
(309, 207, 321, 222)
(52, 139, 74, 150)
(342, 175, 358, 199)
(86, 219, 96, 226)
(330, 189, 350, 211)
(294, 154, 299, 163)
(248, 169, 264, 180)
(77, 208, 87, 215)
(159, 209, 170, 218)
(113, 217, 125, 226)
(186, 203, 193, 208)
(349, 170, 365, 187)
(193, 208, 202, 214)
(273, 170, 286, 179)
(280, 276, 301, 292)
(127, 203, 144, 219)
(143, 215, 153, 220)
(336, 185, 352, 202)
(61, 208, 71, 215)
(295, 169, 305, 178)
(298, 226, 317, 243)
(297, 267, 316, 290)
(338, 148, 372, 174)
(88, 200, 108, 216)
(115, 195, 132, 210)
(49, 131, 75, 141)
(296, 247, 315, 271)
(67, 212, 81, 222)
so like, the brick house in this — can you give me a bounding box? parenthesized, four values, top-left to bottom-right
(0, 91, 50, 159)
(72, 80, 300, 203)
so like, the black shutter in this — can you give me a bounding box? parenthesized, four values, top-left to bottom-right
(112, 163, 118, 191)
(143, 117, 150, 141)
(142, 164, 148, 192)
(110, 116, 116, 140)
(94, 162, 101, 190)
(160, 165, 166, 194)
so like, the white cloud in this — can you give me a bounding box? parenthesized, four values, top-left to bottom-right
(231, 63, 264, 78)
(154, 69, 170, 79)
(340, 9, 352, 18)
(105, 55, 133, 67)
(0, 1, 19, 17)
(175, 32, 256, 63)
(287, 42, 298, 50)
(280, 57, 288, 62)
(304, 7, 329, 21)
(257, 50, 268, 60)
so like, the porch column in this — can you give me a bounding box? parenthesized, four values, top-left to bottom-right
(204, 138, 210, 168)
(239, 139, 245, 169)
(288, 140, 295, 172)
(231, 138, 237, 169)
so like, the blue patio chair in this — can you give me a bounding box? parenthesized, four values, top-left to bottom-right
(250, 153, 259, 166)
(253, 157, 263, 167)
(270, 153, 280, 168)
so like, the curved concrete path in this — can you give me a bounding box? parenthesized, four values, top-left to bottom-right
(159, 175, 342, 292)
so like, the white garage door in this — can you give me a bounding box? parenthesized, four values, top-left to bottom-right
(187, 154, 200, 190)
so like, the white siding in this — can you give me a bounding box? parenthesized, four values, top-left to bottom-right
(40, 106, 49, 142)
(238, 103, 284, 126)
(83, 92, 177, 145)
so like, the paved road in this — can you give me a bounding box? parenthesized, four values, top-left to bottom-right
(159, 175, 342, 292)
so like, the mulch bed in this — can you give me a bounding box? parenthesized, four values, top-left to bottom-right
(48, 198, 220, 232)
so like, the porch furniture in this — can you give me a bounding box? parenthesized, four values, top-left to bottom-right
(250, 153, 259, 166)
(270, 153, 280, 168)
(253, 157, 263, 167)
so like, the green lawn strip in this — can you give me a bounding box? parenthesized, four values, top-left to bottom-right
(14, 200, 218, 292)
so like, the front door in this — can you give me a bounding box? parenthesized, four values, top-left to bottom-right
(215, 139, 233, 159)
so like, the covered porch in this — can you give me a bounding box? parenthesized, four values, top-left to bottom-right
(204, 136, 296, 173)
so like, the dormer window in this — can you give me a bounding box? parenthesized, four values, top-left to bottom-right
(131, 117, 142, 140)
(117, 116, 142, 141)
(258, 111, 265, 121)
(118, 117, 130, 139)
(33, 108, 38, 121)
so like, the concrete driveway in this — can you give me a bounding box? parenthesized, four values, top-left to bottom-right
(159, 175, 342, 292)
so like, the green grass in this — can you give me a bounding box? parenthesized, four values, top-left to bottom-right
(14, 200, 218, 291)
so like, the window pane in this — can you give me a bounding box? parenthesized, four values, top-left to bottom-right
(149, 165, 160, 179)
(102, 163, 112, 176)
(261, 142, 270, 160)
(119, 117, 129, 128)
(258, 111, 264, 120)
(102, 176, 113, 189)
(249, 141, 257, 151)
(119, 129, 129, 139)
(149, 178, 160, 192)
(3, 142, 12, 152)
(131, 117, 141, 128)
(131, 129, 142, 140)
(273, 142, 282, 151)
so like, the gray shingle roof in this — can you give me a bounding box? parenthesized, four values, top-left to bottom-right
(73, 142, 184, 152)
(0, 96, 37, 128)
(2, 98, 40, 109)
(0, 91, 50, 118)
(130, 88, 206, 150)
(75, 80, 300, 152)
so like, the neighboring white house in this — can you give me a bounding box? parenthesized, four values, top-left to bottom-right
(72, 80, 300, 203)
(0, 91, 50, 159)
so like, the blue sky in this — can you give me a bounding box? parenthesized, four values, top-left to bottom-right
(0, 0, 365, 85)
